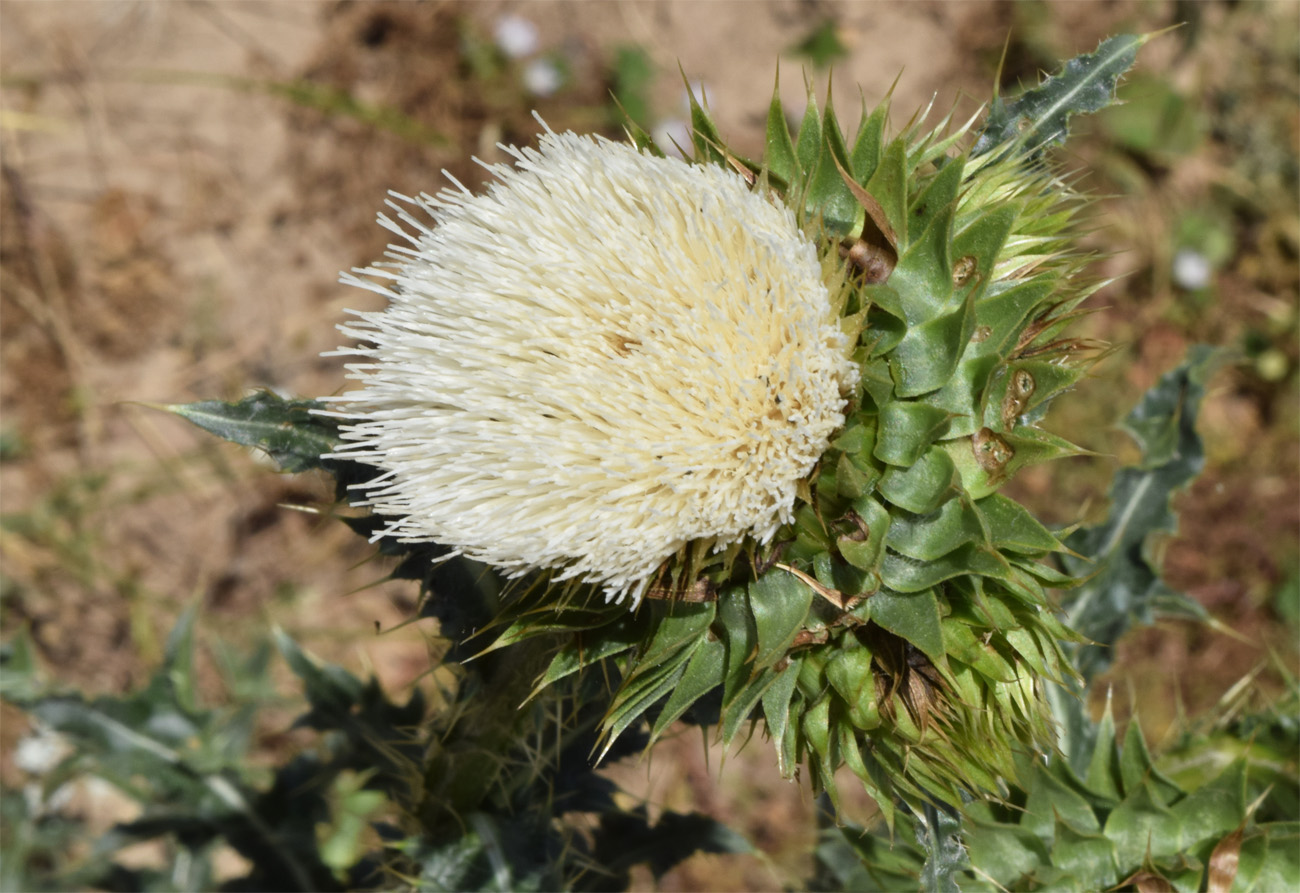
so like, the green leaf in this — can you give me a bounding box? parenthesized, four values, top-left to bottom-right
(163, 392, 339, 474)
(721, 667, 779, 748)
(635, 602, 716, 670)
(1104, 778, 1180, 868)
(1171, 759, 1248, 848)
(838, 495, 892, 575)
(950, 205, 1018, 303)
(686, 80, 726, 165)
(1063, 346, 1225, 680)
(868, 589, 945, 664)
(1119, 716, 1182, 805)
(972, 277, 1057, 358)
(863, 137, 908, 248)
(973, 33, 1146, 160)
(0, 629, 42, 704)
(802, 692, 833, 762)
(1050, 820, 1121, 892)
(888, 297, 975, 398)
(880, 543, 1009, 593)
(1085, 696, 1124, 801)
(761, 660, 802, 774)
(888, 158, 964, 324)
(603, 644, 698, 752)
(749, 572, 815, 670)
(717, 585, 759, 706)
(651, 635, 725, 738)
(963, 814, 1051, 887)
(1025, 762, 1101, 841)
(834, 450, 878, 499)
(274, 627, 365, 720)
(942, 621, 1016, 683)
(916, 803, 966, 893)
(1235, 823, 1300, 893)
(163, 603, 201, 716)
(815, 818, 925, 892)
(794, 90, 822, 179)
(534, 617, 644, 692)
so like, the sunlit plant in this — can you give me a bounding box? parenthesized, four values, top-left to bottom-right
(4, 31, 1296, 893)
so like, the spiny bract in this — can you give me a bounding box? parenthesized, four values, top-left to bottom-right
(495, 76, 1109, 821)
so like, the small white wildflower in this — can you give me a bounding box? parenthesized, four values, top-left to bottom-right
(1172, 247, 1212, 290)
(522, 58, 563, 97)
(328, 124, 857, 606)
(493, 14, 538, 59)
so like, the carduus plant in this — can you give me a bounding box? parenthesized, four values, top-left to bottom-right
(313, 39, 1142, 820)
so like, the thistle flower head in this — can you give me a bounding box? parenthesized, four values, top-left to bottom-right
(329, 127, 857, 606)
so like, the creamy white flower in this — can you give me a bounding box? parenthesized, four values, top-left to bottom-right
(327, 125, 857, 606)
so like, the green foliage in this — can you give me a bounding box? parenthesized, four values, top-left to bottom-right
(1096, 73, 1204, 159)
(818, 693, 1299, 892)
(790, 19, 850, 69)
(808, 344, 1297, 890)
(610, 45, 655, 129)
(1061, 346, 1225, 683)
(973, 32, 1148, 160)
(163, 392, 341, 476)
(1, 606, 748, 891)
(2, 609, 355, 891)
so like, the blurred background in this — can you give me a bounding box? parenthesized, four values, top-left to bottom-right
(2, 1, 1296, 888)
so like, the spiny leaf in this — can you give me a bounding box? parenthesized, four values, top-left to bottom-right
(651, 636, 725, 739)
(749, 572, 815, 670)
(915, 803, 966, 893)
(1062, 346, 1225, 680)
(973, 33, 1147, 160)
(162, 392, 339, 474)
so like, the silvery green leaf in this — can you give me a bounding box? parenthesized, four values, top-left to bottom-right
(973, 33, 1147, 161)
(164, 391, 338, 474)
(1061, 346, 1225, 681)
